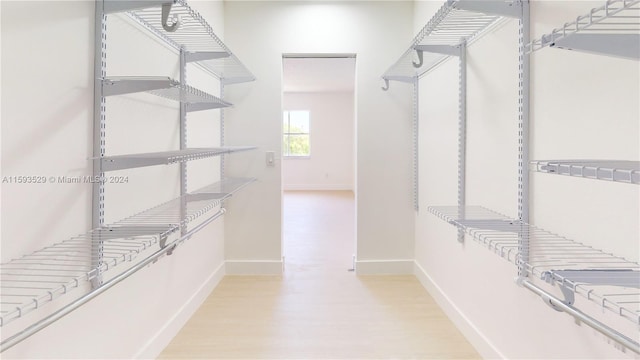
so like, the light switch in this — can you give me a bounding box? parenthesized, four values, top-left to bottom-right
(266, 151, 275, 167)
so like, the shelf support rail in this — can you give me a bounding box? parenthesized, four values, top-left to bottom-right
(0, 209, 226, 353)
(177, 48, 188, 251)
(517, 0, 531, 277)
(457, 40, 467, 243)
(92, 0, 108, 288)
(220, 83, 226, 180)
(413, 78, 420, 211)
(520, 279, 640, 354)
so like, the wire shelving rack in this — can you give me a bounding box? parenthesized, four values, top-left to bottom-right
(380, 0, 526, 213)
(428, 205, 640, 326)
(0, 178, 255, 327)
(385, 0, 639, 353)
(105, 0, 255, 84)
(1, 0, 257, 352)
(100, 147, 256, 171)
(103, 77, 232, 111)
(381, 0, 510, 83)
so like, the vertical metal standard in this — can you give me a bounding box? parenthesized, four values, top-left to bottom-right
(92, 0, 107, 288)
(457, 40, 467, 243)
(220, 83, 225, 179)
(518, 0, 531, 277)
(413, 78, 420, 212)
(179, 48, 188, 238)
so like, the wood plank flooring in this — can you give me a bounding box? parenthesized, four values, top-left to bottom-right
(159, 191, 479, 359)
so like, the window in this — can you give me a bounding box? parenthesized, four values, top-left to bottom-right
(283, 111, 310, 157)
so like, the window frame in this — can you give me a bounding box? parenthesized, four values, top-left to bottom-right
(282, 110, 311, 158)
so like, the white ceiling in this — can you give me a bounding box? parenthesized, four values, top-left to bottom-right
(282, 57, 356, 93)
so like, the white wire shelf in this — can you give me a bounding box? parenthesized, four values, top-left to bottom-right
(0, 226, 173, 327)
(105, 0, 255, 84)
(103, 77, 231, 111)
(526, 0, 640, 59)
(0, 178, 254, 327)
(531, 160, 640, 184)
(382, 0, 516, 82)
(428, 205, 640, 325)
(117, 177, 255, 228)
(100, 146, 256, 171)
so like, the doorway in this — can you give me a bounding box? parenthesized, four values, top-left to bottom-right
(281, 55, 357, 272)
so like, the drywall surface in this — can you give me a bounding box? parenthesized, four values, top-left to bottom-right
(413, 0, 639, 359)
(1, 1, 229, 358)
(223, 1, 415, 273)
(282, 91, 355, 191)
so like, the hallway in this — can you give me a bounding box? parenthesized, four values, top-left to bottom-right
(159, 191, 479, 359)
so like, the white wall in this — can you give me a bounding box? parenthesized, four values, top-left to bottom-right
(223, 1, 415, 275)
(283, 91, 355, 191)
(413, 1, 639, 359)
(1, 1, 230, 358)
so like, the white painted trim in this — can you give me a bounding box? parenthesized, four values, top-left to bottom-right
(355, 259, 414, 274)
(225, 260, 283, 275)
(413, 261, 504, 359)
(283, 184, 354, 191)
(134, 262, 226, 359)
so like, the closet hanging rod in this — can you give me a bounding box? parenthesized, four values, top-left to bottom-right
(0, 209, 226, 353)
(520, 280, 640, 354)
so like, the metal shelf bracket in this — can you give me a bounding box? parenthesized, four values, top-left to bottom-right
(548, 33, 640, 60)
(185, 51, 230, 63)
(542, 285, 576, 311)
(414, 44, 462, 57)
(186, 102, 229, 112)
(102, 77, 176, 96)
(516, 276, 573, 311)
(104, 0, 173, 14)
(384, 75, 415, 83)
(521, 280, 640, 354)
(449, 0, 523, 18)
(222, 76, 258, 85)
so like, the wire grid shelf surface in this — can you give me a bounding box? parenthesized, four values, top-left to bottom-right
(531, 160, 640, 184)
(101, 146, 257, 171)
(0, 226, 174, 327)
(526, 0, 640, 56)
(104, 77, 231, 107)
(126, 1, 255, 83)
(382, 1, 501, 80)
(116, 177, 256, 228)
(428, 205, 640, 325)
(0, 178, 254, 327)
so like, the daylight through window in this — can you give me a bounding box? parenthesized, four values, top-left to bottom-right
(283, 111, 310, 157)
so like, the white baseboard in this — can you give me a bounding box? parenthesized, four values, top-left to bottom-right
(134, 262, 226, 359)
(283, 184, 353, 191)
(355, 259, 414, 274)
(413, 261, 503, 359)
(225, 260, 283, 275)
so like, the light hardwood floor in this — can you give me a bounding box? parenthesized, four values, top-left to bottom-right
(159, 191, 479, 359)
